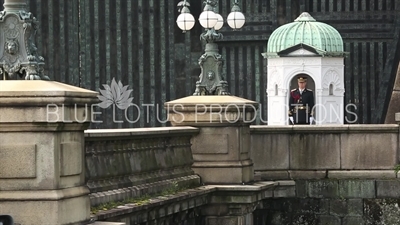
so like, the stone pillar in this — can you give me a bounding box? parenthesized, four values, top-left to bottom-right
(3, 0, 27, 12)
(0, 0, 50, 80)
(201, 185, 264, 225)
(165, 95, 258, 184)
(0, 80, 98, 225)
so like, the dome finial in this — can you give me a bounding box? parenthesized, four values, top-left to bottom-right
(294, 12, 316, 22)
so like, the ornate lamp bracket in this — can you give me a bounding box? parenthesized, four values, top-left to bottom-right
(0, 0, 49, 80)
(200, 29, 223, 43)
(193, 42, 230, 96)
(176, 0, 245, 96)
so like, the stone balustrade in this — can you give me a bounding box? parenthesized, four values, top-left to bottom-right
(85, 127, 202, 208)
(250, 124, 399, 180)
(86, 124, 400, 224)
(250, 124, 400, 225)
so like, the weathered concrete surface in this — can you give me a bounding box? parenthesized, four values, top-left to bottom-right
(166, 96, 258, 184)
(341, 129, 397, 169)
(252, 134, 289, 170)
(250, 125, 399, 174)
(0, 80, 98, 225)
(289, 133, 341, 169)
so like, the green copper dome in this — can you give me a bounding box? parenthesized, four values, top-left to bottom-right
(267, 12, 343, 54)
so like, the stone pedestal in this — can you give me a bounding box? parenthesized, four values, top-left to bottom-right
(0, 81, 98, 225)
(165, 96, 258, 184)
(395, 112, 400, 124)
(202, 182, 275, 225)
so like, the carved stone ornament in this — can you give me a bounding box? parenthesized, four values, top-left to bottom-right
(267, 67, 281, 90)
(0, 0, 49, 80)
(193, 43, 230, 95)
(323, 69, 343, 89)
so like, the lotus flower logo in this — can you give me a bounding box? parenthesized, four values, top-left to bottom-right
(97, 78, 134, 109)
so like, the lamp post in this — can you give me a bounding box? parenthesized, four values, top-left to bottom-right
(0, 0, 49, 80)
(176, 0, 245, 96)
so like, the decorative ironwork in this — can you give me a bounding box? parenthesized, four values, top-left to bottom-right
(177, 0, 245, 96)
(193, 43, 229, 95)
(0, 0, 49, 80)
(193, 0, 230, 95)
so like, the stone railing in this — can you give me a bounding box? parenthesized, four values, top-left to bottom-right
(250, 124, 399, 180)
(85, 124, 400, 224)
(84, 127, 201, 207)
(250, 124, 400, 225)
(84, 126, 294, 225)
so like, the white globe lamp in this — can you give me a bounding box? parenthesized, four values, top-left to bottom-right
(214, 13, 224, 30)
(199, 10, 218, 29)
(176, 12, 195, 32)
(227, 11, 245, 30)
(227, 1, 246, 30)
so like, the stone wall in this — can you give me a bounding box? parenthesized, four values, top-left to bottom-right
(85, 124, 400, 224)
(250, 124, 400, 225)
(85, 127, 201, 208)
(254, 179, 400, 225)
(84, 126, 293, 225)
(250, 125, 399, 180)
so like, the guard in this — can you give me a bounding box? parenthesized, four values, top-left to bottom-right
(288, 76, 315, 124)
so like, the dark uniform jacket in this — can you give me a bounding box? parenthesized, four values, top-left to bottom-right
(288, 88, 315, 124)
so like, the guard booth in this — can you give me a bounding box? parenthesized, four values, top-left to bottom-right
(262, 12, 346, 125)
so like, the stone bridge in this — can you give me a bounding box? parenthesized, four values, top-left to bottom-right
(85, 123, 400, 225)
(1, 84, 400, 225)
(1, 82, 400, 225)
